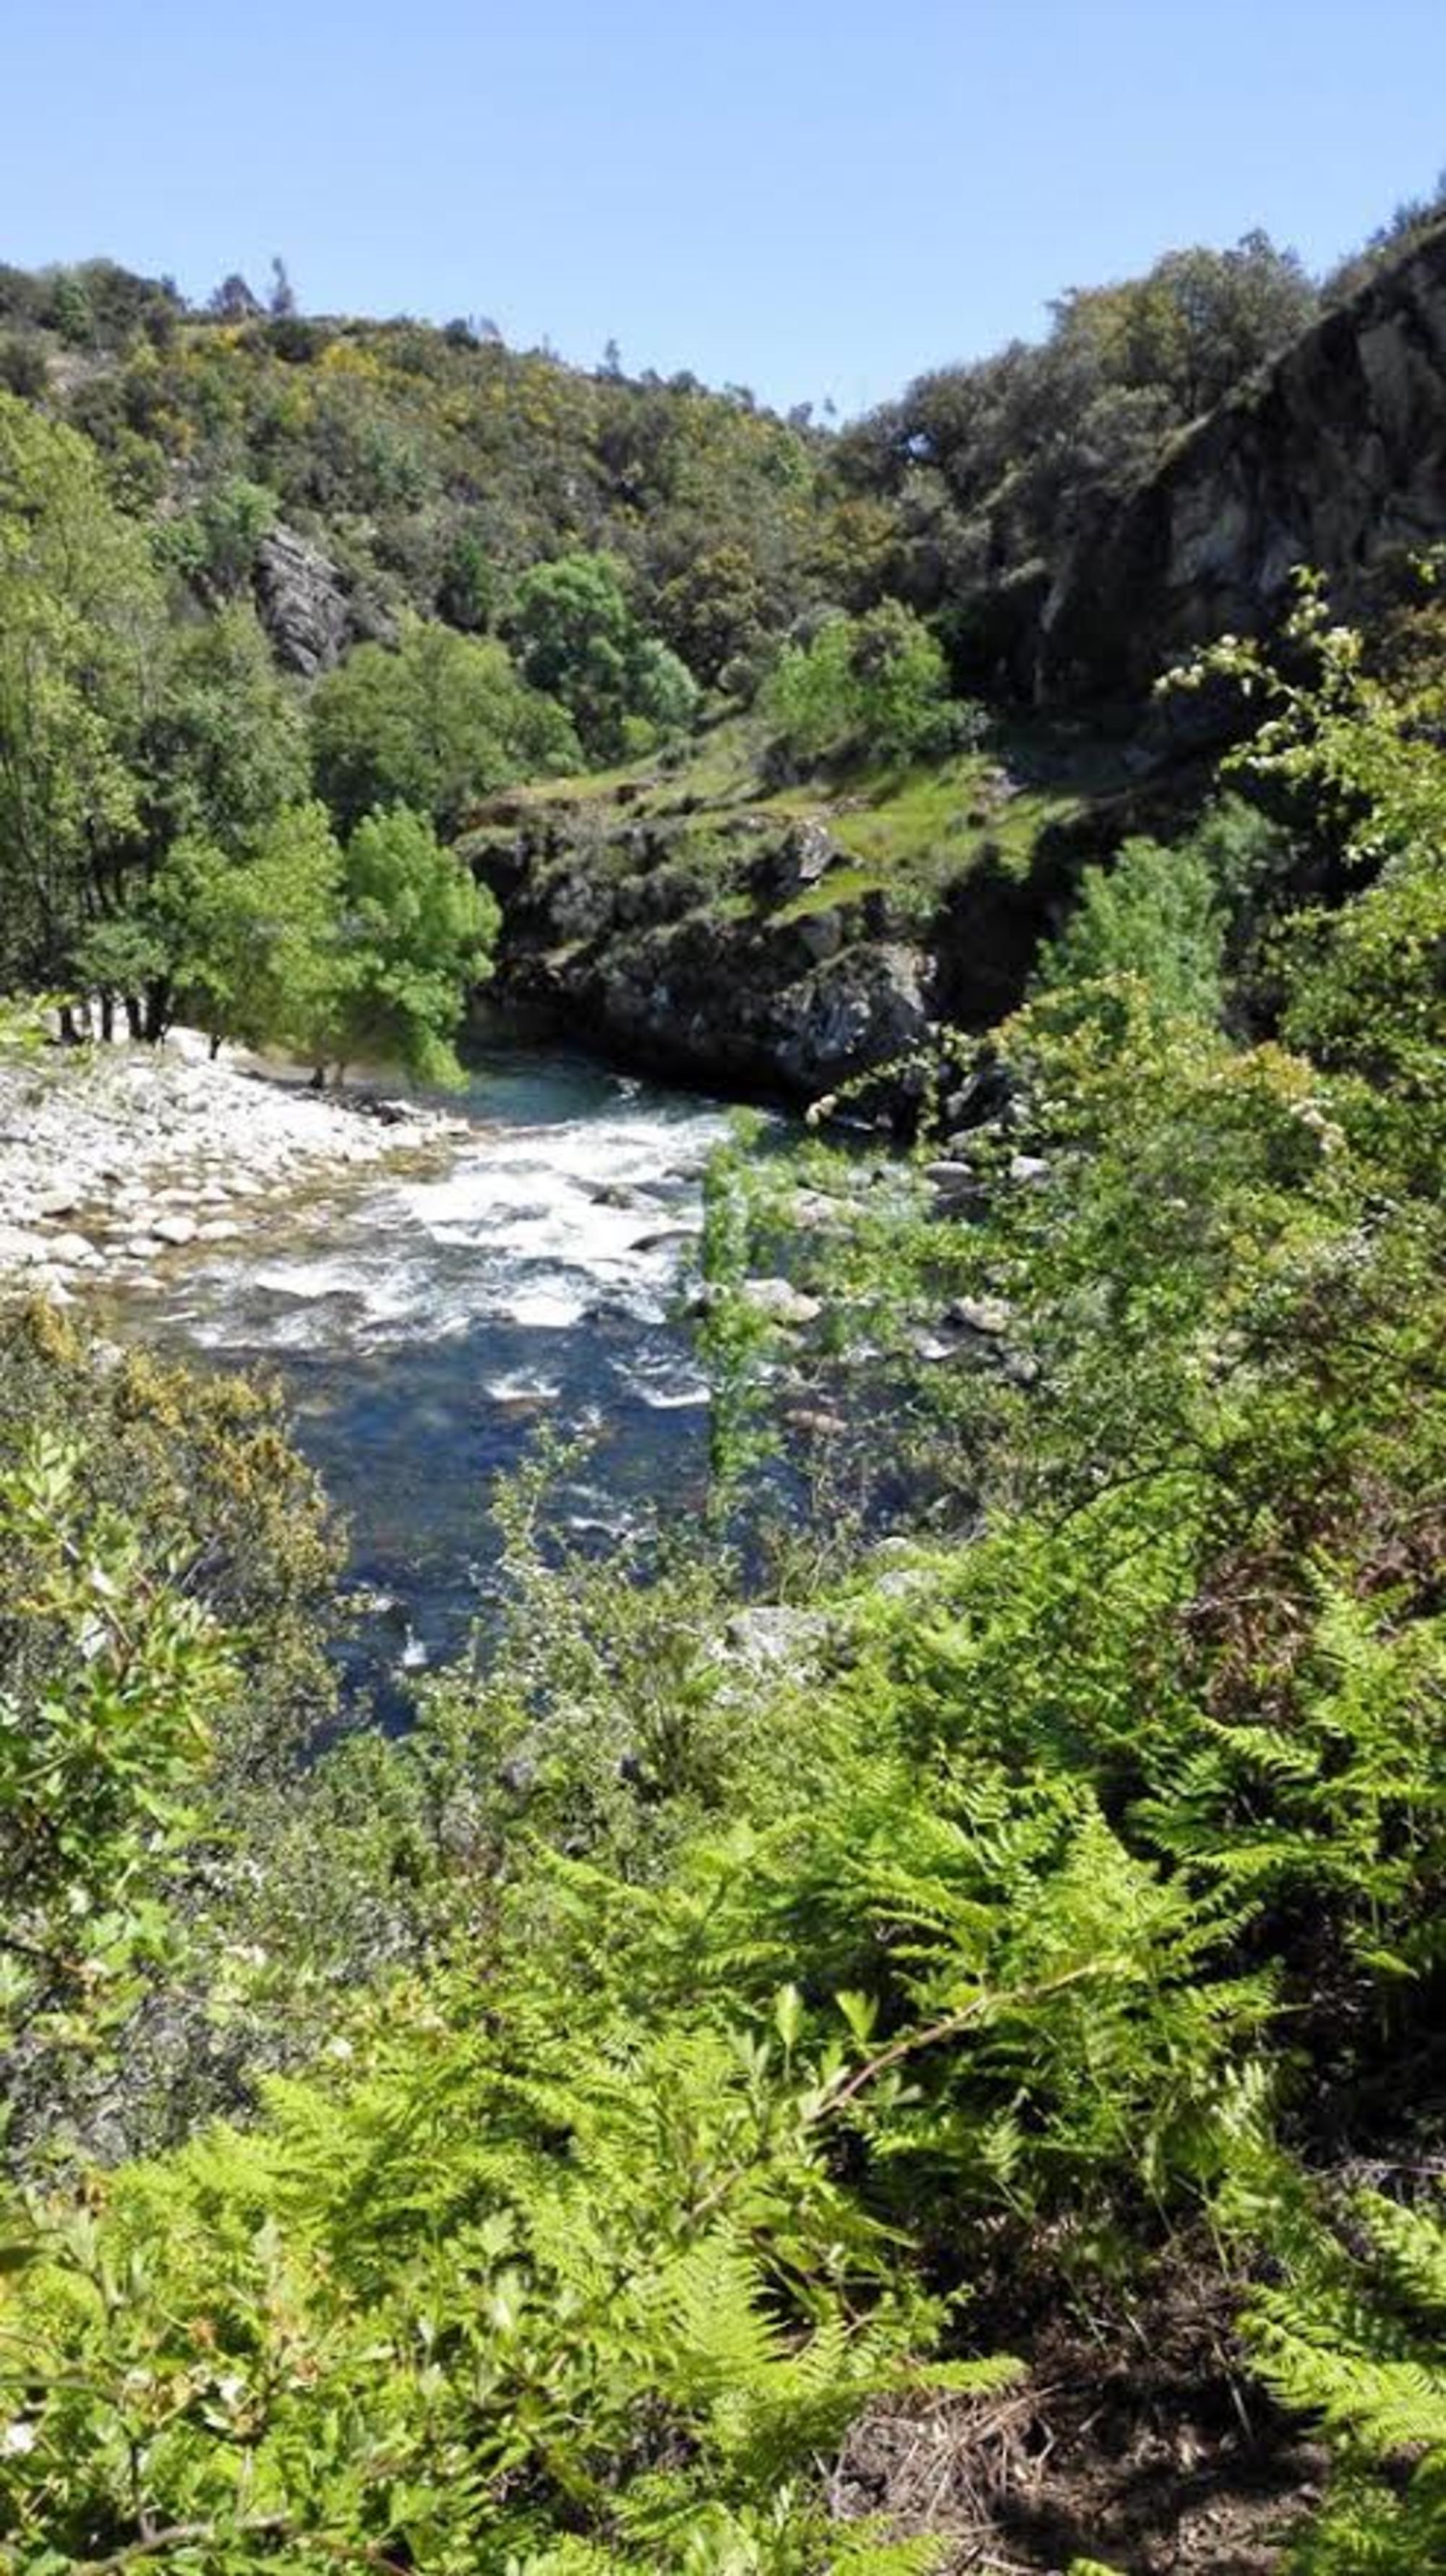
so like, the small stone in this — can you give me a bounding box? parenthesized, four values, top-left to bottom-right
(150, 1213, 198, 1247)
(783, 1406, 847, 1438)
(0, 1225, 50, 1268)
(741, 1277, 823, 1328)
(196, 1219, 241, 1242)
(947, 1295, 1012, 1338)
(796, 910, 843, 963)
(723, 1605, 831, 1673)
(875, 1566, 935, 1601)
(910, 1330, 962, 1362)
(47, 1231, 100, 1267)
(37, 1185, 80, 1218)
(789, 1188, 851, 1231)
(27, 1268, 73, 1306)
(1008, 1153, 1051, 1186)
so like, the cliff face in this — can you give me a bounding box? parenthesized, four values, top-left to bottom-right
(1037, 220, 1446, 700)
(466, 236, 1446, 1099)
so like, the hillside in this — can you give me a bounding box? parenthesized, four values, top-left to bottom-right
(3, 216, 1445, 1102)
(6, 215, 1440, 751)
(8, 218, 1437, 1106)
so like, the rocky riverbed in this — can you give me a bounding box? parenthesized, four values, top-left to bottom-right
(0, 1036, 465, 1305)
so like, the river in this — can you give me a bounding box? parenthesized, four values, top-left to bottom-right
(99, 1044, 738, 1712)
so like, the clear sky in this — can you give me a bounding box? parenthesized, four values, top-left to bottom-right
(5, 1, 1445, 415)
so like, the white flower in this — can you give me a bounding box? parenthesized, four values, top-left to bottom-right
(2, 2420, 37, 2455)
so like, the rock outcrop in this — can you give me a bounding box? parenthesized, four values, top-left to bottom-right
(252, 525, 391, 677)
(466, 755, 1212, 1109)
(1038, 218, 1446, 700)
(469, 803, 939, 1103)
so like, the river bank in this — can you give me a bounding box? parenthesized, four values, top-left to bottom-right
(0, 1034, 466, 1303)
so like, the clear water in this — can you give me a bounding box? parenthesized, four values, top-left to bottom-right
(100, 1044, 739, 1709)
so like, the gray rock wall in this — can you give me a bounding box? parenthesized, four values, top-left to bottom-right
(1037, 220, 1446, 699)
(469, 807, 937, 1103)
(252, 525, 393, 676)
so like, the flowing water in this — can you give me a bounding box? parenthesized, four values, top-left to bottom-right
(100, 1045, 739, 1709)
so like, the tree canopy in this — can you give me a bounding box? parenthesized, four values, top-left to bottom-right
(508, 550, 701, 761)
(310, 618, 579, 834)
(0, 391, 165, 985)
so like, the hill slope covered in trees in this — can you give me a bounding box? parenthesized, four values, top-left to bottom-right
(5, 204, 1446, 1091)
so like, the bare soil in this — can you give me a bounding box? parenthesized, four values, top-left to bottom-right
(829, 2269, 1325, 2574)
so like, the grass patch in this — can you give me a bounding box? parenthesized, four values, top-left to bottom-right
(511, 708, 1139, 931)
(771, 866, 890, 923)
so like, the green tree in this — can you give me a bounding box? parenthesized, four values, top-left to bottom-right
(151, 801, 495, 1081)
(144, 601, 309, 851)
(153, 800, 344, 1061)
(510, 551, 699, 762)
(0, 390, 165, 985)
(46, 269, 94, 347)
(158, 474, 278, 594)
(654, 542, 772, 686)
(763, 602, 967, 769)
(629, 630, 701, 742)
(328, 803, 499, 1083)
(310, 618, 578, 833)
(1032, 832, 1225, 1023)
(0, 332, 46, 398)
(1180, 574, 1446, 1183)
(437, 521, 499, 631)
(1053, 231, 1317, 421)
(65, 613, 309, 1041)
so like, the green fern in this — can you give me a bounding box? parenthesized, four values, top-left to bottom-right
(1248, 2191, 1446, 2572)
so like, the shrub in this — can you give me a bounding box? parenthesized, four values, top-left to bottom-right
(761, 602, 972, 770)
(1032, 831, 1225, 1022)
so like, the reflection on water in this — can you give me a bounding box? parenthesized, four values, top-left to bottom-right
(99, 1044, 740, 1710)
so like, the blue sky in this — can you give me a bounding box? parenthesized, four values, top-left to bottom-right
(5, 1, 1445, 414)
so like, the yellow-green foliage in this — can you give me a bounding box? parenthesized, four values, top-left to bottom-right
(1249, 2193, 1446, 2572)
(1, 1950, 997, 2569)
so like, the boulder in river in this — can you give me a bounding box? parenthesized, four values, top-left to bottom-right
(48, 1231, 100, 1268)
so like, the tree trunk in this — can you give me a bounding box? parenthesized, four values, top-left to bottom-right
(142, 977, 173, 1044)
